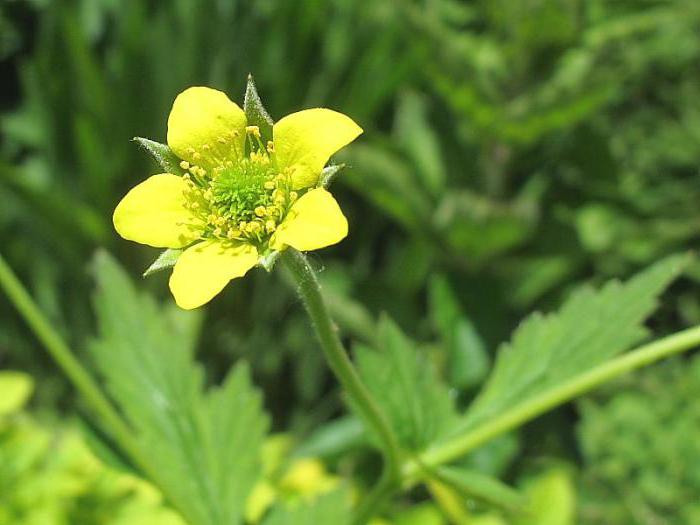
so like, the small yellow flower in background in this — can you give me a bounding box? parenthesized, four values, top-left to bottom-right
(113, 86, 362, 309)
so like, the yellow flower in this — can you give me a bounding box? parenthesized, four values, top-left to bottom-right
(113, 86, 362, 309)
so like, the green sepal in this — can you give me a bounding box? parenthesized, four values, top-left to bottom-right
(143, 248, 182, 277)
(244, 74, 274, 143)
(133, 137, 185, 176)
(259, 250, 281, 272)
(319, 163, 346, 189)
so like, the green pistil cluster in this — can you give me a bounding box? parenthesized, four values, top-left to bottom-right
(181, 130, 297, 246)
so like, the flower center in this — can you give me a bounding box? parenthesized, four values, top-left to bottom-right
(180, 127, 297, 247)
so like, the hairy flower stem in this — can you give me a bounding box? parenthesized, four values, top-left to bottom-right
(281, 249, 402, 520)
(0, 253, 206, 525)
(403, 324, 700, 483)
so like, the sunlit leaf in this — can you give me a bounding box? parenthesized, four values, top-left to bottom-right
(89, 251, 269, 525)
(458, 254, 690, 434)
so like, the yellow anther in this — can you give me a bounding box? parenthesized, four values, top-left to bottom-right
(192, 151, 201, 161)
(213, 227, 222, 236)
(246, 221, 261, 234)
(215, 217, 226, 226)
(239, 221, 247, 231)
(254, 206, 267, 217)
(289, 191, 298, 202)
(191, 202, 200, 210)
(264, 180, 276, 190)
(266, 205, 279, 217)
(202, 144, 211, 151)
(246, 125, 261, 138)
(266, 141, 275, 153)
(179, 160, 190, 170)
(207, 214, 217, 224)
(265, 220, 276, 233)
(203, 189, 213, 200)
(217, 137, 227, 144)
(227, 229, 240, 239)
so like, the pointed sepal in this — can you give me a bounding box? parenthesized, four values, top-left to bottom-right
(133, 137, 186, 176)
(143, 248, 182, 277)
(244, 74, 274, 143)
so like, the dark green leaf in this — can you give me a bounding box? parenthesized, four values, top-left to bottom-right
(354, 315, 458, 451)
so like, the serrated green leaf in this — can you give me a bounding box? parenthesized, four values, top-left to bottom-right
(244, 74, 273, 143)
(89, 251, 269, 525)
(133, 137, 185, 176)
(459, 254, 691, 434)
(143, 248, 182, 277)
(354, 315, 458, 451)
(262, 490, 352, 525)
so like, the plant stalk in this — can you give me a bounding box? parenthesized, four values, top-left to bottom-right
(281, 249, 402, 522)
(404, 324, 700, 480)
(0, 253, 133, 442)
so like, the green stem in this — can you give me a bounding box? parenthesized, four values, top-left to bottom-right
(0, 253, 143, 469)
(281, 250, 402, 519)
(406, 324, 700, 478)
(352, 470, 400, 525)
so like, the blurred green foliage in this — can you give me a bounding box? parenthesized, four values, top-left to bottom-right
(2, 0, 700, 523)
(578, 354, 700, 524)
(0, 371, 184, 525)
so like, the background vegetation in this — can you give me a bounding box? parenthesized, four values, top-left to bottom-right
(1, 0, 699, 523)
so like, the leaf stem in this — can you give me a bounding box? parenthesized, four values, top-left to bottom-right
(407, 324, 700, 478)
(281, 250, 402, 519)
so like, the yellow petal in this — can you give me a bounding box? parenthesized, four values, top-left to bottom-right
(167, 86, 246, 168)
(113, 173, 201, 248)
(168, 240, 258, 309)
(273, 108, 362, 189)
(272, 188, 348, 251)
